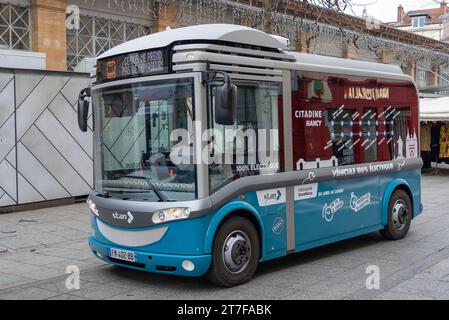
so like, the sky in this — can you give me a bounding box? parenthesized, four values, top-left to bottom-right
(347, 0, 446, 22)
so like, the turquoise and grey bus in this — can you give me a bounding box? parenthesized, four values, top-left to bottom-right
(78, 24, 422, 287)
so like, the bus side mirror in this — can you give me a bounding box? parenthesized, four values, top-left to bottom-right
(78, 88, 91, 132)
(214, 73, 236, 126)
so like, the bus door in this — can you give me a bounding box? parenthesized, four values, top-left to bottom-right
(290, 73, 381, 248)
(208, 76, 288, 259)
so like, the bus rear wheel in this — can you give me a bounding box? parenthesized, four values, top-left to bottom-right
(381, 189, 412, 240)
(207, 216, 260, 287)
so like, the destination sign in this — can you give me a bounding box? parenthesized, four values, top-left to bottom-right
(97, 49, 169, 82)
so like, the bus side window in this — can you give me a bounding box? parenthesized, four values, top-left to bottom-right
(292, 73, 411, 169)
(362, 108, 378, 163)
(292, 74, 358, 170)
(208, 81, 282, 193)
(385, 107, 414, 160)
(326, 108, 356, 166)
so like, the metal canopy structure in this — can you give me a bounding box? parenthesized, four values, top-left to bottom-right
(421, 97, 449, 121)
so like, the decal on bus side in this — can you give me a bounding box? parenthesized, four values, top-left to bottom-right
(350, 192, 372, 213)
(256, 188, 286, 207)
(272, 217, 285, 235)
(322, 198, 345, 222)
(294, 184, 318, 201)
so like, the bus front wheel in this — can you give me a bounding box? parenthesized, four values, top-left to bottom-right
(207, 216, 260, 287)
(381, 189, 412, 240)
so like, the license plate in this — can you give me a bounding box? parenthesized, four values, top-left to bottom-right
(110, 248, 136, 263)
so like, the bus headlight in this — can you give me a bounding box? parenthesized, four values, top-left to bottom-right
(87, 199, 99, 216)
(152, 208, 191, 224)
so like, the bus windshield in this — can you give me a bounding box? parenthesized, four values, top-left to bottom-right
(92, 78, 196, 201)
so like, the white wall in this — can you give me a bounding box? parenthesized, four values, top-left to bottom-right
(0, 69, 92, 208)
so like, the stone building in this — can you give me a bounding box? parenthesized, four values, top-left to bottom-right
(2, 0, 449, 88)
(2, 0, 449, 209)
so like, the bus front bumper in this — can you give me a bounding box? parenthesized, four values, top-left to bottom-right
(88, 236, 212, 277)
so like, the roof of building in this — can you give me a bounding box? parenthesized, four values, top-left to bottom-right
(395, 5, 449, 26)
(98, 24, 288, 59)
(407, 12, 432, 18)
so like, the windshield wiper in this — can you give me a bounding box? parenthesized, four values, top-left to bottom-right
(122, 175, 168, 202)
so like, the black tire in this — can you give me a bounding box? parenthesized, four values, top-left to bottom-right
(380, 189, 412, 240)
(207, 216, 260, 287)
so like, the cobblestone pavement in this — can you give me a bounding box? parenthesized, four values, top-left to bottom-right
(0, 174, 449, 300)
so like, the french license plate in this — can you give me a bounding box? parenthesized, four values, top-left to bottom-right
(110, 248, 136, 263)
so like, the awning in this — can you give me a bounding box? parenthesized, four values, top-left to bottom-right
(420, 97, 449, 122)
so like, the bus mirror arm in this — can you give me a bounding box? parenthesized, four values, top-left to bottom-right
(78, 87, 91, 132)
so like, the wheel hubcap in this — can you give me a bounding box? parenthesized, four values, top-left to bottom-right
(392, 200, 408, 230)
(222, 230, 251, 274)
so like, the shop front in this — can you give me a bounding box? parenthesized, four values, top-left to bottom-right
(420, 97, 449, 170)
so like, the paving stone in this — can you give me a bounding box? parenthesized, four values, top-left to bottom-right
(283, 289, 346, 300)
(106, 290, 165, 300)
(304, 277, 367, 297)
(395, 277, 449, 293)
(0, 260, 47, 276)
(1, 173, 449, 299)
(0, 273, 34, 290)
(79, 267, 133, 284)
(69, 283, 131, 300)
(382, 285, 449, 300)
(36, 277, 99, 294)
(232, 283, 297, 299)
(262, 273, 326, 291)
(0, 287, 60, 300)
(47, 294, 87, 300)
(372, 290, 434, 300)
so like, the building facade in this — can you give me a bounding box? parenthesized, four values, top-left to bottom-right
(2, 0, 449, 90)
(2, 0, 449, 210)
(390, 2, 449, 42)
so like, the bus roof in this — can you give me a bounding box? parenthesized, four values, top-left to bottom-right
(290, 52, 405, 76)
(97, 24, 410, 83)
(97, 24, 289, 60)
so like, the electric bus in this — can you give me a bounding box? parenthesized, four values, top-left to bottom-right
(78, 24, 423, 287)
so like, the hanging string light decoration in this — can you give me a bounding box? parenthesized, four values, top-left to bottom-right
(81, 0, 449, 66)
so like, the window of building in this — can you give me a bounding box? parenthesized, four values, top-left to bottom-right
(208, 81, 282, 192)
(412, 16, 426, 28)
(0, 3, 31, 50)
(416, 68, 432, 87)
(67, 15, 151, 70)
